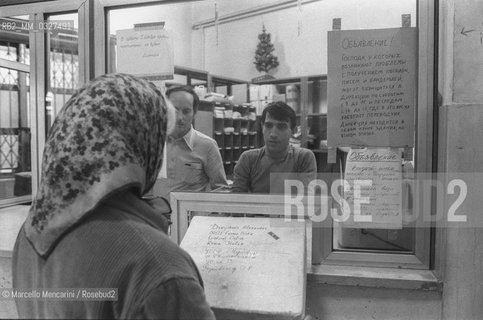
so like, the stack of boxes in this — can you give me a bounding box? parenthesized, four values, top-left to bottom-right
(249, 84, 302, 115)
(249, 84, 277, 115)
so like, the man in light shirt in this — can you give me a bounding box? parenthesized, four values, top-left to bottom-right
(153, 85, 227, 199)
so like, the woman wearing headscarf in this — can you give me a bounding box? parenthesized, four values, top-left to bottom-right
(12, 73, 215, 319)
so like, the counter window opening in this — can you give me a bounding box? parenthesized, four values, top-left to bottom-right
(0, 0, 435, 272)
(105, 0, 432, 270)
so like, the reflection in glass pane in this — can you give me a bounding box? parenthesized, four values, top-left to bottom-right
(0, 16, 32, 202)
(46, 13, 79, 133)
(0, 64, 31, 200)
(334, 223, 415, 253)
(0, 44, 18, 86)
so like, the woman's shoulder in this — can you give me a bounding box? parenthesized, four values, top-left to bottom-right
(81, 204, 200, 279)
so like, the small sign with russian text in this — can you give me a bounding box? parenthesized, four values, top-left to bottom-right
(342, 147, 403, 229)
(116, 26, 173, 80)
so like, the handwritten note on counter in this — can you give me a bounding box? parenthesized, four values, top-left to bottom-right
(327, 28, 417, 147)
(180, 216, 306, 320)
(342, 148, 403, 229)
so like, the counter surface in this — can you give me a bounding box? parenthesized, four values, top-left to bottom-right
(0, 205, 29, 257)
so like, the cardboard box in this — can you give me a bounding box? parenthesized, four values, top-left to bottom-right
(181, 216, 306, 320)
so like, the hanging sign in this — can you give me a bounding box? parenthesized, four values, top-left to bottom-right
(327, 27, 417, 147)
(116, 24, 174, 80)
(341, 147, 403, 229)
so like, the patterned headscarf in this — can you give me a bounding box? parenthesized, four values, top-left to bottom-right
(25, 73, 167, 257)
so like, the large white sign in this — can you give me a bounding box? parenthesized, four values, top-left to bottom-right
(181, 216, 306, 319)
(328, 28, 417, 147)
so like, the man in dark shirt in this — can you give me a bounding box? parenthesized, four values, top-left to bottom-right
(232, 101, 317, 193)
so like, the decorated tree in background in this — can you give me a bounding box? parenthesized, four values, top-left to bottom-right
(254, 25, 279, 76)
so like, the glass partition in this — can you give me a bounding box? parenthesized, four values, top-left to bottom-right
(100, 0, 432, 270)
(0, 16, 32, 204)
(45, 12, 79, 134)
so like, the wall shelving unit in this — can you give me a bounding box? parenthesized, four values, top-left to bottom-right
(174, 67, 330, 175)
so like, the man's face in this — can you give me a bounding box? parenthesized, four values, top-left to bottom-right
(262, 113, 292, 156)
(168, 91, 194, 139)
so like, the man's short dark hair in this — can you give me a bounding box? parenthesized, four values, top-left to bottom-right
(261, 101, 296, 131)
(165, 85, 200, 114)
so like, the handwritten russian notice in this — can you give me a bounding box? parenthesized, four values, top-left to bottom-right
(116, 27, 173, 80)
(180, 216, 306, 319)
(342, 148, 403, 229)
(328, 28, 417, 147)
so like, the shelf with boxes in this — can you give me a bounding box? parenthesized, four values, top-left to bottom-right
(176, 67, 329, 175)
(170, 65, 248, 92)
(212, 102, 260, 177)
(196, 100, 261, 178)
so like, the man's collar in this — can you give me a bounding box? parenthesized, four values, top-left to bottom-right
(263, 144, 294, 160)
(169, 126, 194, 150)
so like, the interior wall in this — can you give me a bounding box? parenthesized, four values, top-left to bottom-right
(440, 104, 483, 320)
(105, 0, 416, 80)
(439, 0, 483, 317)
(451, 0, 483, 103)
(0, 257, 16, 319)
(191, 0, 416, 80)
(307, 283, 441, 320)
